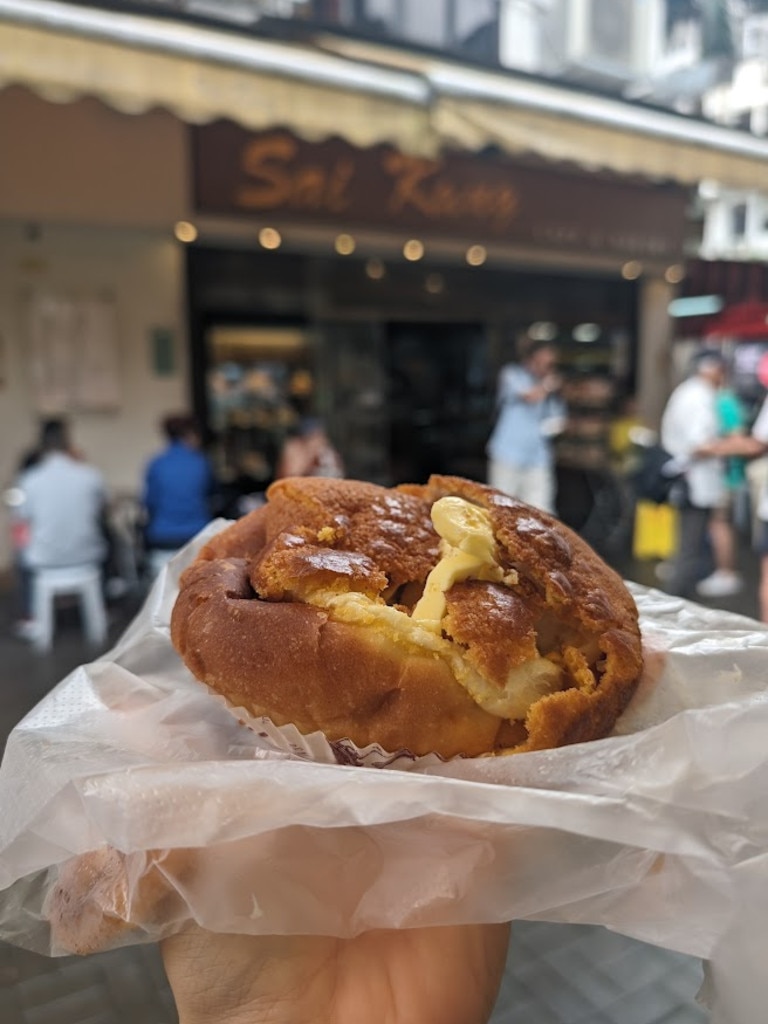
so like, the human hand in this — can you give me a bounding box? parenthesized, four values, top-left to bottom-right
(524, 374, 562, 403)
(162, 922, 511, 1024)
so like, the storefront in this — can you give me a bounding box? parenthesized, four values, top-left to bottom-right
(187, 123, 686, 505)
(5, 1, 768, 565)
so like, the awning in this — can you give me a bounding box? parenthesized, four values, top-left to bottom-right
(3, 0, 768, 190)
(0, 0, 433, 153)
(428, 65, 768, 190)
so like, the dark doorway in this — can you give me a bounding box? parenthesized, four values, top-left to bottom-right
(386, 321, 491, 485)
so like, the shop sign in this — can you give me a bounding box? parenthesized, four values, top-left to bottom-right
(192, 123, 688, 260)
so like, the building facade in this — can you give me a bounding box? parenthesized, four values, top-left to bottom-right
(1, 0, 768, 570)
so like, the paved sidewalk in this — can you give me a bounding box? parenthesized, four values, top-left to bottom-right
(0, 546, 742, 1024)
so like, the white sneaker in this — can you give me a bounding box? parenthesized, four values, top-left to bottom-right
(695, 571, 743, 598)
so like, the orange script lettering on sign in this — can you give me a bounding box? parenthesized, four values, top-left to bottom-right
(237, 135, 354, 213)
(384, 153, 519, 228)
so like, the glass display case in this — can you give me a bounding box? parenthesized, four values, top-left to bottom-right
(554, 326, 632, 471)
(204, 323, 314, 512)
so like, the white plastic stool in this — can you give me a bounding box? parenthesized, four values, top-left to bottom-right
(146, 548, 177, 580)
(31, 565, 108, 653)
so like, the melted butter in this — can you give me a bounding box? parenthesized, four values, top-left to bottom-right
(411, 496, 503, 630)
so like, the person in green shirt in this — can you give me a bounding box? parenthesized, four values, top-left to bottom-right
(696, 386, 747, 599)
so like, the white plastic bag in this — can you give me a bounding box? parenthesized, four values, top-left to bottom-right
(1, 523, 767, 1023)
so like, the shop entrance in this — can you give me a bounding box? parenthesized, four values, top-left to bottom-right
(203, 320, 313, 514)
(386, 321, 491, 485)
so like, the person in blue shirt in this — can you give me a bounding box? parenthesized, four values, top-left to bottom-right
(486, 340, 565, 513)
(142, 414, 215, 574)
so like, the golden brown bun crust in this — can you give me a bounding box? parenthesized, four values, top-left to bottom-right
(171, 476, 642, 758)
(174, 556, 500, 758)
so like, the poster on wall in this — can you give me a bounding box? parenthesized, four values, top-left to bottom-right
(72, 297, 122, 410)
(24, 292, 122, 414)
(26, 293, 76, 415)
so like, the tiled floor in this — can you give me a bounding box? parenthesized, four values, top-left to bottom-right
(491, 922, 707, 1024)
(2, 539, 755, 1024)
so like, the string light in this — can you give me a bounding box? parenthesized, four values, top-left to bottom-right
(174, 221, 198, 243)
(365, 258, 386, 280)
(259, 227, 282, 250)
(466, 244, 487, 267)
(403, 239, 425, 262)
(334, 233, 356, 255)
(621, 260, 643, 280)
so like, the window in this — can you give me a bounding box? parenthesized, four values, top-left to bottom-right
(732, 202, 748, 237)
(589, 0, 633, 64)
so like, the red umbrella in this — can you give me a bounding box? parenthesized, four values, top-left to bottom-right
(705, 301, 768, 340)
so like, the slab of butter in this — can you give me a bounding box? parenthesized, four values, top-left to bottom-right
(412, 496, 504, 630)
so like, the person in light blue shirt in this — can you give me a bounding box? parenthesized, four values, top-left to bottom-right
(143, 414, 215, 572)
(486, 341, 565, 513)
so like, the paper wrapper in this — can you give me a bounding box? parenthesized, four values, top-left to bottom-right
(1, 522, 768, 1023)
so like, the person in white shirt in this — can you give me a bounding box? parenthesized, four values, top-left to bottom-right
(17, 418, 107, 582)
(659, 350, 727, 598)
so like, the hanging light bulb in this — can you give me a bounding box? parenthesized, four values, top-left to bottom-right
(465, 244, 487, 267)
(425, 272, 445, 294)
(365, 258, 386, 280)
(334, 233, 356, 256)
(621, 260, 643, 280)
(403, 239, 425, 262)
(259, 227, 282, 250)
(174, 221, 198, 243)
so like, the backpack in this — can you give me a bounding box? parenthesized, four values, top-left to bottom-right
(633, 444, 687, 505)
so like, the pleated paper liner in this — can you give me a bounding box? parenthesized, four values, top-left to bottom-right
(203, 685, 447, 770)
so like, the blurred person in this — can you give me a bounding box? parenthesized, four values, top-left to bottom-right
(609, 395, 644, 478)
(5, 444, 42, 632)
(143, 414, 216, 575)
(486, 339, 565, 513)
(14, 419, 107, 638)
(659, 349, 727, 599)
(606, 395, 647, 556)
(162, 921, 511, 1024)
(702, 392, 768, 622)
(275, 416, 344, 480)
(696, 383, 747, 599)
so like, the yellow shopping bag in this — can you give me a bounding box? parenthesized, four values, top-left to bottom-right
(632, 499, 678, 560)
